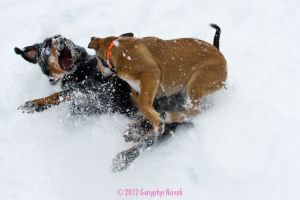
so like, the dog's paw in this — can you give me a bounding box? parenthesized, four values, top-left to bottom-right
(123, 129, 142, 143)
(142, 131, 159, 147)
(111, 148, 139, 173)
(123, 120, 151, 143)
(18, 101, 50, 113)
(153, 121, 165, 135)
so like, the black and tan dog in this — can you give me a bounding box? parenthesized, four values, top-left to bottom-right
(88, 24, 227, 136)
(14, 34, 138, 116)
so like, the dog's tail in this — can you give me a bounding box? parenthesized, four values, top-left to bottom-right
(209, 23, 221, 50)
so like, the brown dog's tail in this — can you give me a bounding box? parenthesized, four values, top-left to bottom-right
(209, 23, 221, 50)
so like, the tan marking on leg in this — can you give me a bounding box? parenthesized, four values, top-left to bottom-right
(130, 89, 139, 106)
(32, 92, 72, 107)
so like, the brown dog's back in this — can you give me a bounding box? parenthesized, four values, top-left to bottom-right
(120, 37, 226, 96)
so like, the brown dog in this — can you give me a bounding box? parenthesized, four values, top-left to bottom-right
(88, 24, 227, 134)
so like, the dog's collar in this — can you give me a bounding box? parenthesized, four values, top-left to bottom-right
(105, 39, 118, 70)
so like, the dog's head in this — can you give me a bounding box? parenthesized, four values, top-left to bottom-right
(88, 33, 134, 77)
(15, 35, 87, 84)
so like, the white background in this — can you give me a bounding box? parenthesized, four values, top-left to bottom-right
(0, 0, 300, 199)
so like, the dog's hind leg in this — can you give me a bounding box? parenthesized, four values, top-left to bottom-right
(112, 130, 158, 172)
(113, 122, 190, 172)
(164, 67, 226, 123)
(163, 100, 201, 123)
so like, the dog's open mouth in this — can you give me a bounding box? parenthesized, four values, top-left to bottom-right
(58, 47, 73, 71)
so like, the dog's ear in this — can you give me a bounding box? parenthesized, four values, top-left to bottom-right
(14, 45, 39, 64)
(88, 37, 103, 50)
(119, 32, 134, 37)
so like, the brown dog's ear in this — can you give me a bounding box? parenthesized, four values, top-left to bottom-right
(119, 32, 134, 37)
(88, 37, 102, 50)
(14, 45, 38, 64)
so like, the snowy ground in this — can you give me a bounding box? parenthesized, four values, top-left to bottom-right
(1, 0, 300, 199)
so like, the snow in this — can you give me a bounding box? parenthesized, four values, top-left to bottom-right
(1, 0, 300, 200)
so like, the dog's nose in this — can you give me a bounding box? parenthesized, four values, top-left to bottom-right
(91, 37, 96, 41)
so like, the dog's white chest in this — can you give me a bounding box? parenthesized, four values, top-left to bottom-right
(121, 77, 141, 93)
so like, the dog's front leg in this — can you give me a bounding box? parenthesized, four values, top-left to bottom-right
(138, 73, 164, 135)
(124, 89, 148, 142)
(18, 90, 72, 113)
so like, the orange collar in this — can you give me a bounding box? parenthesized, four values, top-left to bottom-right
(105, 40, 117, 69)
